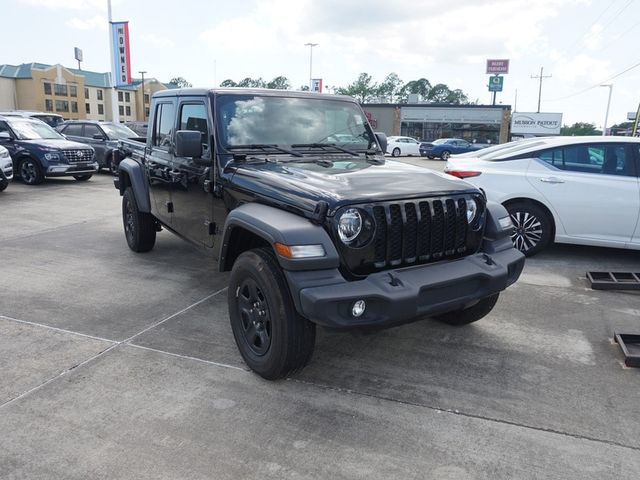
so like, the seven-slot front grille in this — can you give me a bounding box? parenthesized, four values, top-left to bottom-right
(371, 198, 469, 268)
(62, 149, 94, 163)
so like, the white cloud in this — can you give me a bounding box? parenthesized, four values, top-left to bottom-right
(140, 33, 175, 49)
(553, 53, 610, 84)
(65, 15, 107, 31)
(17, 0, 121, 10)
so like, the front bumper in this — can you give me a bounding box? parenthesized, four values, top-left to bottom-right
(46, 162, 99, 177)
(287, 247, 524, 329)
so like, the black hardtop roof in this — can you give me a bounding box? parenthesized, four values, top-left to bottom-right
(152, 87, 356, 102)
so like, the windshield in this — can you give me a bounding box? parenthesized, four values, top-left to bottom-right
(10, 120, 64, 140)
(32, 115, 64, 127)
(216, 95, 376, 151)
(101, 123, 137, 139)
(471, 139, 548, 159)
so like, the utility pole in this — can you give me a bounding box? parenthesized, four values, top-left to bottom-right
(531, 67, 552, 113)
(304, 43, 318, 90)
(600, 84, 613, 136)
(138, 70, 147, 121)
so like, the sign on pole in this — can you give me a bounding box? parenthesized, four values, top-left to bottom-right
(110, 21, 132, 86)
(74, 47, 83, 62)
(488, 75, 504, 92)
(486, 59, 509, 74)
(311, 78, 323, 93)
(510, 112, 562, 135)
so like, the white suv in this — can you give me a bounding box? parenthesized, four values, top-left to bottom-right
(0, 145, 12, 192)
(445, 136, 640, 256)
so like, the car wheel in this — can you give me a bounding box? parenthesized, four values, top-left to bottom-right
(73, 174, 92, 181)
(434, 293, 499, 326)
(392, 147, 401, 157)
(427, 156, 435, 159)
(122, 187, 156, 252)
(440, 150, 451, 161)
(20, 157, 44, 185)
(228, 247, 316, 380)
(0, 177, 8, 192)
(505, 201, 552, 256)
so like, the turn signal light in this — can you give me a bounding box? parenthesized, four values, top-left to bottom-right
(274, 243, 325, 259)
(445, 170, 482, 179)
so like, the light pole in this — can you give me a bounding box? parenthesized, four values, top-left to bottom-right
(107, 0, 119, 122)
(600, 84, 613, 136)
(304, 42, 318, 90)
(138, 70, 147, 121)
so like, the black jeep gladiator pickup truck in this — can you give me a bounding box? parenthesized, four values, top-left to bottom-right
(115, 88, 524, 379)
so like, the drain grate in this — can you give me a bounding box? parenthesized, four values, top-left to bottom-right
(586, 271, 640, 290)
(614, 333, 640, 368)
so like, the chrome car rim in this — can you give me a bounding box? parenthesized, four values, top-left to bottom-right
(510, 211, 542, 252)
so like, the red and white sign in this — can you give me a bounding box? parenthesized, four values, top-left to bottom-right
(111, 21, 132, 86)
(486, 59, 509, 74)
(311, 78, 323, 93)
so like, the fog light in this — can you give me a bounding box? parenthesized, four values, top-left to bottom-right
(352, 300, 366, 317)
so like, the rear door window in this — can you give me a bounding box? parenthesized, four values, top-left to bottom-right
(62, 123, 83, 136)
(84, 124, 103, 139)
(537, 143, 633, 176)
(153, 103, 176, 148)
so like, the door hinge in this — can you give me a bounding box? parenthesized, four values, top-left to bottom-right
(166, 201, 174, 213)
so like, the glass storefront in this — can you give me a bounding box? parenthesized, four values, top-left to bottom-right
(401, 121, 501, 144)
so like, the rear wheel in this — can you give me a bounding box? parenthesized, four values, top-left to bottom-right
(434, 293, 499, 326)
(228, 248, 316, 380)
(392, 147, 401, 157)
(122, 187, 156, 252)
(440, 150, 451, 161)
(73, 174, 92, 181)
(427, 155, 435, 159)
(505, 201, 552, 256)
(20, 157, 44, 185)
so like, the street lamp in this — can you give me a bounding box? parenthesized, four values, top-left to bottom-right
(304, 42, 318, 90)
(600, 84, 613, 136)
(138, 70, 147, 121)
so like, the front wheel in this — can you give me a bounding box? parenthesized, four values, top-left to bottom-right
(505, 201, 552, 256)
(20, 158, 44, 185)
(122, 187, 156, 252)
(73, 174, 92, 181)
(0, 177, 8, 192)
(434, 293, 499, 326)
(391, 147, 401, 157)
(228, 248, 316, 380)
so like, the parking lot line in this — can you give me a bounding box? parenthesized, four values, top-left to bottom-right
(129, 343, 247, 372)
(0, 314, 117, 343)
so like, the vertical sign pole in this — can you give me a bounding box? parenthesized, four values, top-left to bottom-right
(108, 0, 119, 123)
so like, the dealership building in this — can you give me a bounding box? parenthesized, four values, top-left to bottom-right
(363, 103, 512, 144)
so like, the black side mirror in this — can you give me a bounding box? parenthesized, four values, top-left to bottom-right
(93, 134, 105, 140)
(175, 130, 203, 159)
(374, 132, 387, 153)
(0, 131, 12, 142)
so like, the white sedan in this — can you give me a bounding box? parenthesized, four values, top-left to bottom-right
(0, 145, 12, 192)
(386, 136, 421, 157)
(445, 136, 640, 256)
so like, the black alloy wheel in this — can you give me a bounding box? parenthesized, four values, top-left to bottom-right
(392, 147, 401, 157)
(236, 278, 272, 356)
(440, 150, 451, 161)
(73, 174, 92, 181)
(20, 158, 44, 185)
(505, 201, 552, 256)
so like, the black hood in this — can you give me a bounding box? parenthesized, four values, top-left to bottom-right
(229, 158, 479, 215)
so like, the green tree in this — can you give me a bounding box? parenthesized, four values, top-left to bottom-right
(169, 77, 192, 88)
(336, 73, 378, 103)
(219, 79, 237, 87)
(398, 78, 432, 102)
(299, 85, 310, 91)
(560, 122, 601, 136)
(266, 76, 291, 90)
(376, 72, 404, 102)
(237, 77, 266, 88)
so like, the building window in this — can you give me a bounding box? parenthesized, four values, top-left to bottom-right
(118, 91, 123, 102)
(144, 93, 150, 104)
(70, 85, 77, 97)
(54, 84, 68, 96)
(119, 105, 124, 116)
(44, 82, 52, 95)
(71, 102, 78, 113)
(84, 88, 89, 99)
(45, 99, 53, 112)
(97, 89, 103, 101)
(98, 104, 104, 115)
(125, 106, 131, 116)
(145, 107, 150, 117)
(125, 92, 130, 102)
(86, 103, 91, 114)
(55, 100, 69, 112)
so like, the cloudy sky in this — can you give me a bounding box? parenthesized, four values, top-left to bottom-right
(5, 0, 640, 127)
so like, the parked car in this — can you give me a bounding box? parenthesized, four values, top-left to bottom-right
(445, 136, 640, 256)
(0, 145, 12, 192)
(124, 121, 148, 137)
(0, 111, 64, 128)
(57, 121, 139, 174)
(420, 138, 486, 160)
(386, 136, 421, 156)
(0, 115, 97, 185)
(114, 87, 524, 380)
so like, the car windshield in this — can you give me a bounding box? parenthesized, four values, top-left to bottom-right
(472, 139, 548, 160)
(101, 123, 137, 139)
(9, 120, 64, 140)
(33, 115, 64, 127)
(215, 95, 376, 151)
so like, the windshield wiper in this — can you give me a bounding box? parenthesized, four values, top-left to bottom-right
(291, 143, 359, 157)
(227, 144, 302, 157)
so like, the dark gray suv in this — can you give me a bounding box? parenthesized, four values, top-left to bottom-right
(58, 121, 138, 174)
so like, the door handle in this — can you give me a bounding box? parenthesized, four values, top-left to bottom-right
(539, 177, 564, 184)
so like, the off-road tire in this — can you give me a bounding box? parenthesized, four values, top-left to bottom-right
(20, 157, 44, 185)
(505, 201, 552, 256)
(73, 174, 92, 181)
(122, 187, 156, 252)
(228, 248, 316, 380)
(434, 293, 499, 326)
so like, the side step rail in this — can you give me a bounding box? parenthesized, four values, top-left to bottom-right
(586, 271, 640, 290)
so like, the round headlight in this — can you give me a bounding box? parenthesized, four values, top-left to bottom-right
(338, 208, 362, 243)
(466, 198, 478, 223)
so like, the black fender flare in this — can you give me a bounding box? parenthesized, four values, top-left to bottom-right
(117, 157, 151, 213)
(220, 202, 340, 272)
(482, 201, 517, 254)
